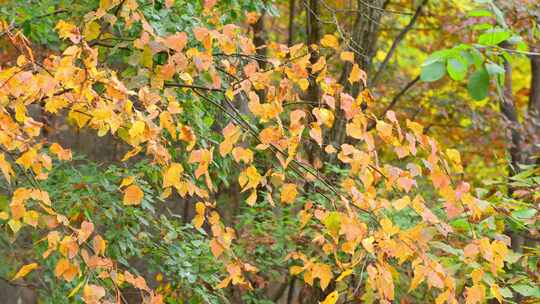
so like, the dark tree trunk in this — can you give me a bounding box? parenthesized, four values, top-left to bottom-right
(327, 0, 385, 163)
(287, 0, 296, 47)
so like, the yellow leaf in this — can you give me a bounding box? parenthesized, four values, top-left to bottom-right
(141, 46, 153, 69)
(0, 211, 8, 220)
(120, 176, 135, 188)
(348, 63, 366, 85)
(281, 183, 298, 204)
(225, 88, 234, 100)
(298, 78, 310, 91)
(313, 108, 334, 128)
(320, 34, 339, 49)
(336, 269, 353, 282)
(163, 163, 183, 188)
(83, 21, 100, 41)
(129, 121, 145, 138)
(123, 185, 143, 205)
(471, 268, 483, 285)
(362, 236, 375, 253)
(179, 72, 193, 85)
(290, 265, 304, 275)
(68, 279, 86, 298)
(394, 195, 410, 211)
(320, 290, 339, 304)
(15, 102, 27, 122)
(340, 51, 354, 62)
(12, 263, 38, 281)
(216, 276, 231, 289)
(312, 263, 333, 290)
(246, 190, 257, 206)
(380, 218, 399, 236)
(8, 219, 22, 233)
(55, 20, 74, 37)
(23, 210, 39, 227)
(54, 258, 69, 279)
(0, 153, 14, 183)
(490, 284, 503, 304)
(16, 148, 37, 170)
(192, 202, 205, 228)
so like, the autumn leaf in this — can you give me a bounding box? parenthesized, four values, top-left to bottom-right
(0, 153, 14, 183)
(340, 51, 354, 62)
(348, 63, 366, 86)
(164, 32, 188, 51)
(323, 212, 341, 237)
(77, 221, 94, 244)
(192, 202, 205, 229)
(281, 183, 298, 204)
(163, 163, 183, 188)
(82, 284, 105, 304)
(320, 34, 339, 49)
(50, 143, 72, 161)
(12, 263, 38, 281)
(123, 184, 144, 205)
(320, 290, 339, 304)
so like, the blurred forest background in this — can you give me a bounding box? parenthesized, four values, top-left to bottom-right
(0, 0, 539, 303)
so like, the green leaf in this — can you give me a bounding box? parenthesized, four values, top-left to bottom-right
(323, 212, 341, 236)
(422, 49, 451, 66)
(511, 284, 540, 298)
(511, 208, 537, 219)
(485, 62, 505, 75)
(468, 68, 490, 100)
(490, 3, 508, 28)
(421, 61, 446, 82)
(468, 48, 484, 69)
(468, 9, 492, 17)
(499, 287, 513, 298)
(478, 28, 511, 45)
(447, 57, 468, 80)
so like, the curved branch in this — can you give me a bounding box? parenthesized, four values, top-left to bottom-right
(370, 0, 428, 86)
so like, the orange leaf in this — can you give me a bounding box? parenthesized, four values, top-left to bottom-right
(280, 183, 298, 204)
(77, 221, 94, 244)
(164, 32, 188, 51)
(123, 184, 143, 205)
(82, 284, 105, 304)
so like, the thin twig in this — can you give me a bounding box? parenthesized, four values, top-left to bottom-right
(370, 0, 428, 86)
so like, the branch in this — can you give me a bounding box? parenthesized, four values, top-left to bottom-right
(0, 9, 68, 38)
(367, 75, 420, 131)
(163, 82, 224, 92)
(370, 0, 428, 86)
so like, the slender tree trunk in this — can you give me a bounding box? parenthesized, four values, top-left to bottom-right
(251, 11, 268, 104)
(305, 0, 321, 167)
(251, 11, 267, 70)
(327, 0, 385, 163)
(500, 55, 524, 176)
(287, 0, 296, 47)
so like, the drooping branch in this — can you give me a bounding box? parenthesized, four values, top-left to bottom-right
(370, 0, 428, 86)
